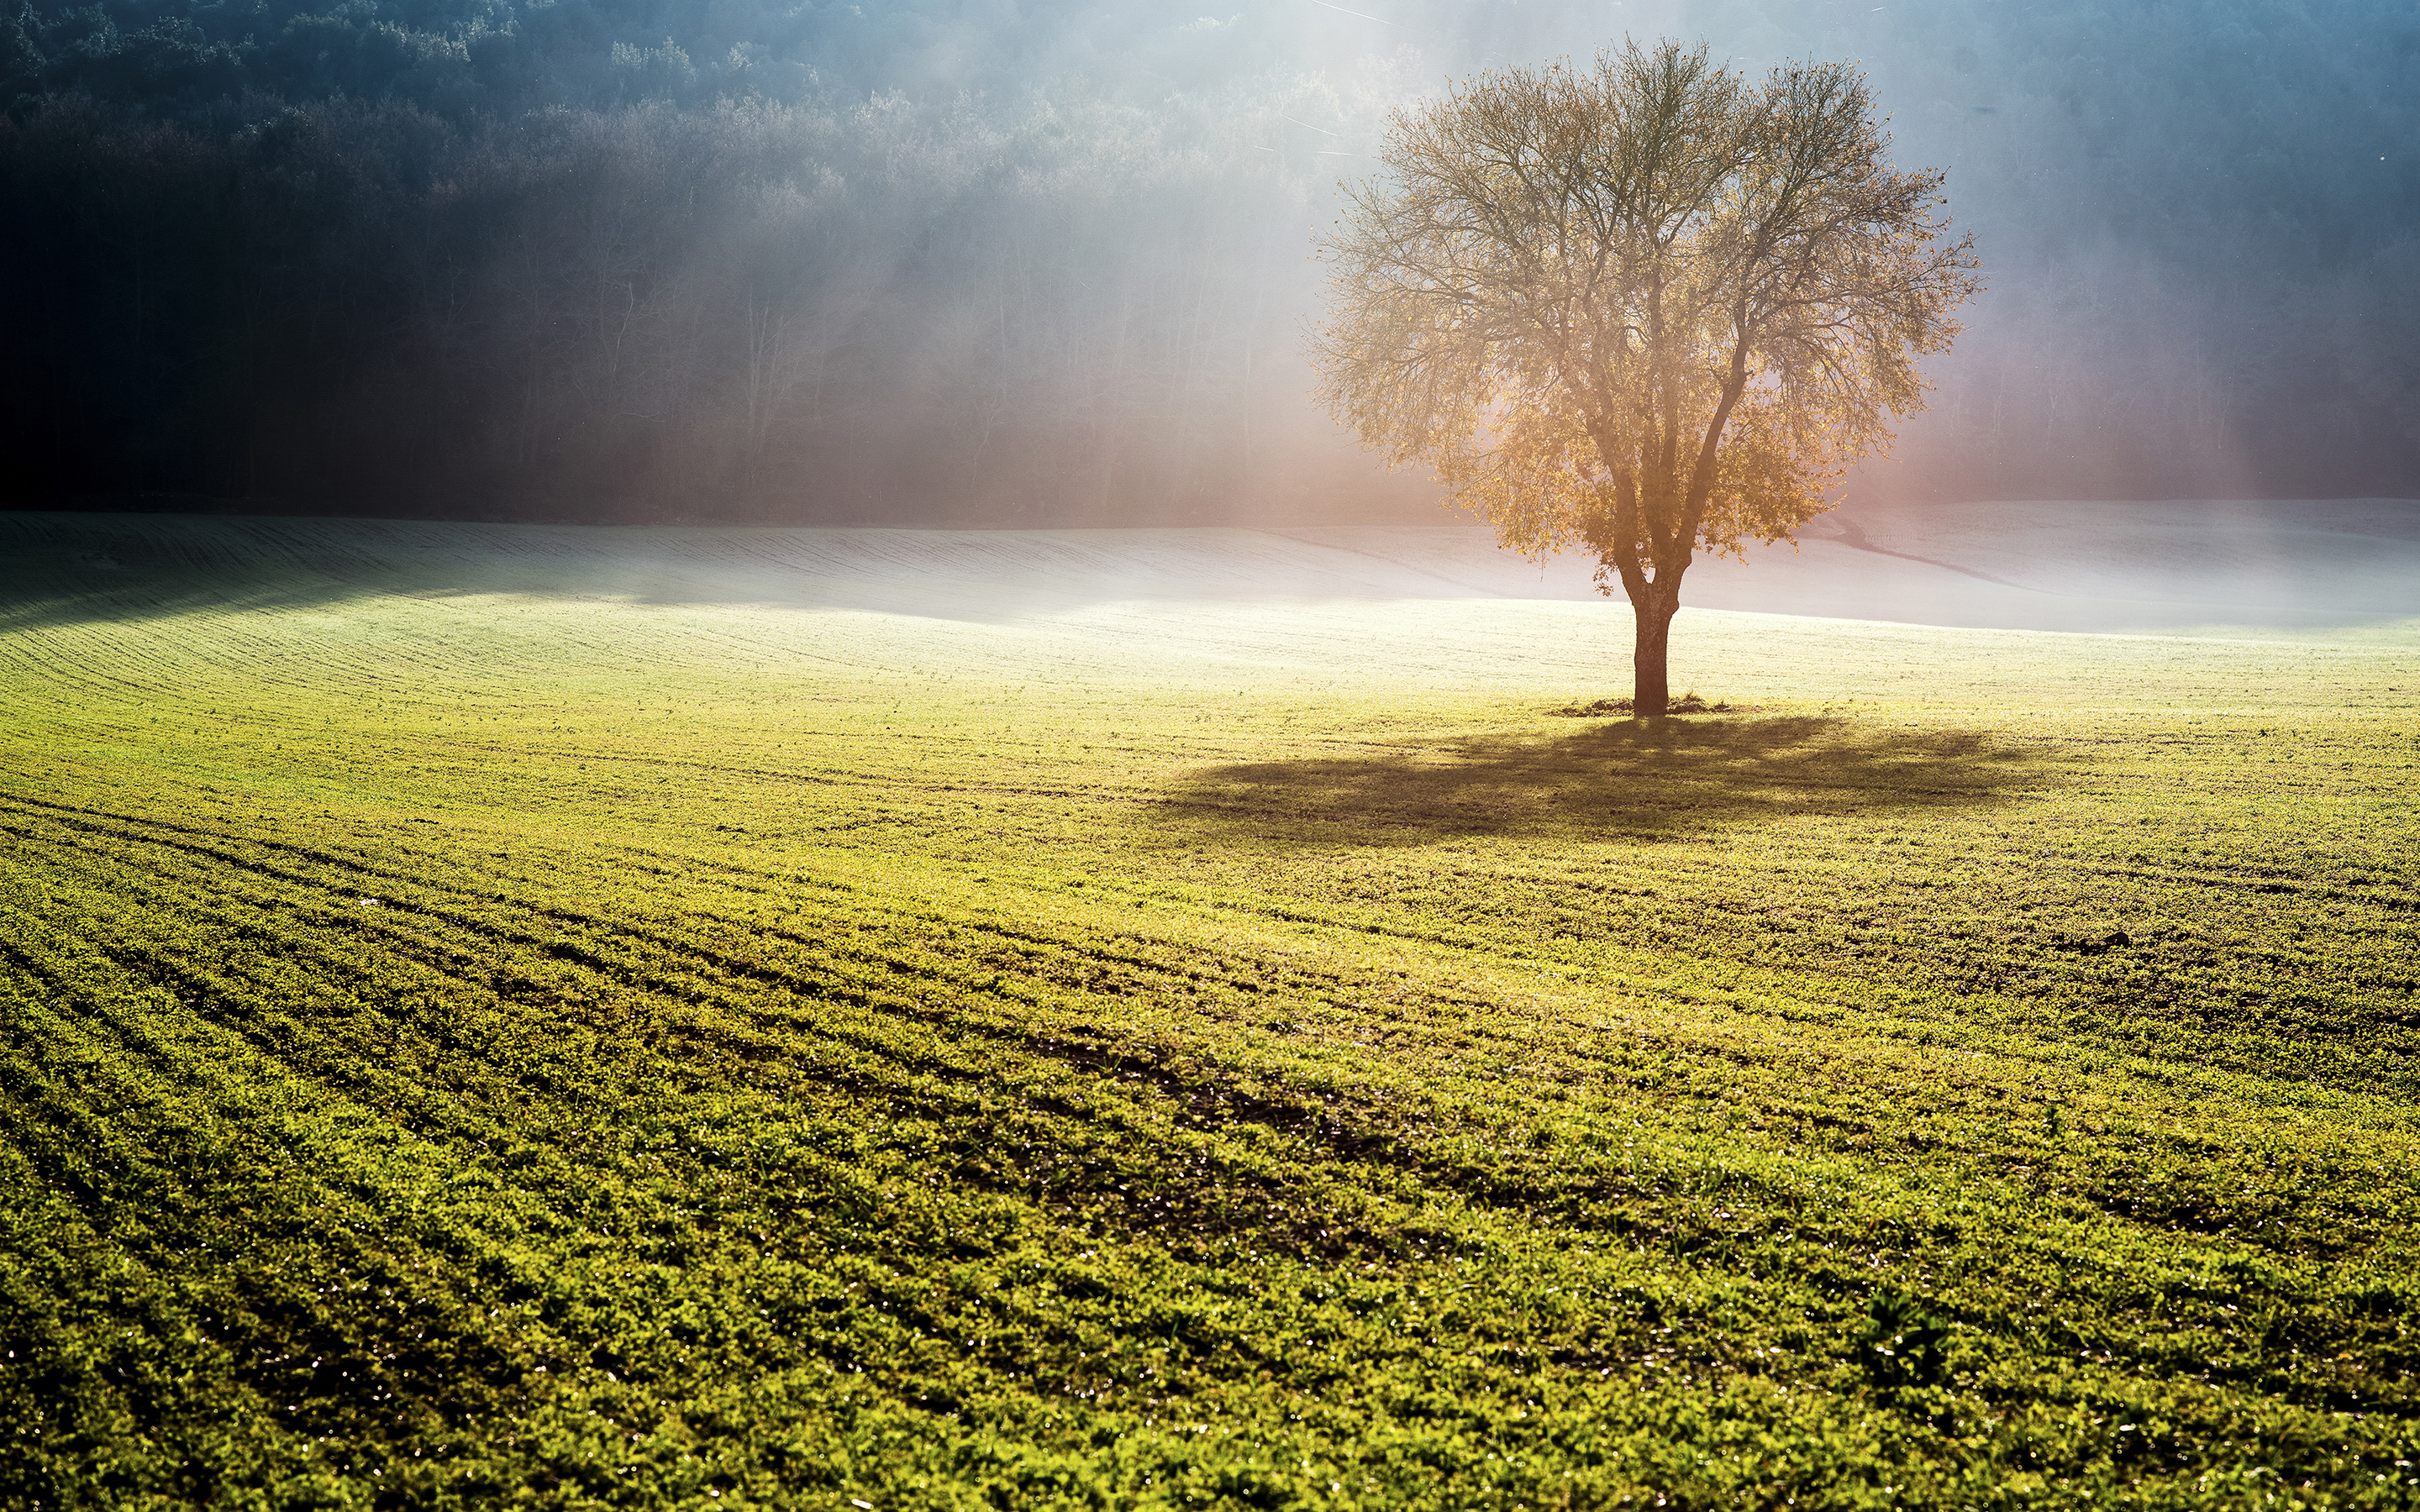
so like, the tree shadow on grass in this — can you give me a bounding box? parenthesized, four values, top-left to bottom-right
(1162, 716, 2050, 844)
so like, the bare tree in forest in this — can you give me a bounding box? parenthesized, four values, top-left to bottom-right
(1313, 40, 1980, 715)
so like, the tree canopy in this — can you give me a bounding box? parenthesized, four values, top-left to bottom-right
(1315, 39, 1981, 714)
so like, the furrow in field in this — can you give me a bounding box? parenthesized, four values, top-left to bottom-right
(4, 861, 2400, 1412)
(8, 513, 2420, 1503)
(13, 788, 2400, 1364)
(0, 880, 1481, 1431)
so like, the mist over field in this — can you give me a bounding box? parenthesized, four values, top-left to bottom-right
(12, 9, 2420, 1503)
(5, 0, 2418, 524)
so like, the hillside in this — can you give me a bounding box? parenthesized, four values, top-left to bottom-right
(2, 513, 2416, 1507)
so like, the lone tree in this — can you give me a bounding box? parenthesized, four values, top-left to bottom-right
(1313, 40, 1980, 715)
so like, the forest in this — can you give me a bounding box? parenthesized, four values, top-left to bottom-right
(4, 0, 2417, 522)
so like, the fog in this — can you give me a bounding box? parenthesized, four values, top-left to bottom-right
(4, 0, 2416, 522)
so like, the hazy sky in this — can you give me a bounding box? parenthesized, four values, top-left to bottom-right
(5, 0, 2414, 517)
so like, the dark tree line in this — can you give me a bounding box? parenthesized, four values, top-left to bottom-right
(1, 89, 1381, 522)
(0, 0, 1420, 522)
(3, 0, 2417, 522)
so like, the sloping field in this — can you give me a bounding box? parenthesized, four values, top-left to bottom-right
(2, 512, 2417, 1509)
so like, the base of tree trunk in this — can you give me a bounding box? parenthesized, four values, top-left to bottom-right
(1552, 693, 1735, 717)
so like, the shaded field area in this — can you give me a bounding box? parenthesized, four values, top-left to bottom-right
(1172, 718, 2040, 841)
(2, 517, 2417, 1509)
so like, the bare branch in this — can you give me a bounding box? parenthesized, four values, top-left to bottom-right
(1311, 38, 1979, 711)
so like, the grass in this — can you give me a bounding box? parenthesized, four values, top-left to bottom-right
(1, 515, 2417, 1509)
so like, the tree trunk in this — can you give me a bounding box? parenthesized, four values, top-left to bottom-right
(1630, 580, 1681, 717)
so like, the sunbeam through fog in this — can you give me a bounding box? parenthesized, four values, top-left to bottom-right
(4, 0, 2417, 525)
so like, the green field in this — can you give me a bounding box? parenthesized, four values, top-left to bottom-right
(3, 515, 2416, 1510)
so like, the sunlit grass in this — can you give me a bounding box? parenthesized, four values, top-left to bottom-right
(2, 519, 2415, 1509)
